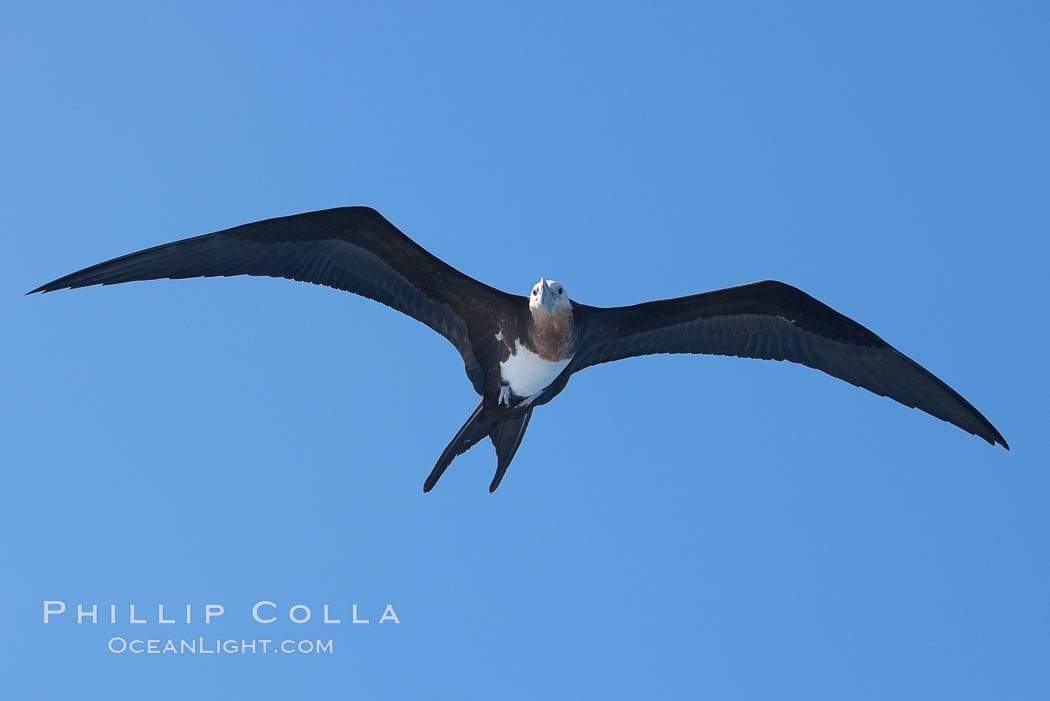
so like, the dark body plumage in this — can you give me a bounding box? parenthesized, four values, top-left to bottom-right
(29, 207, 1007, 491)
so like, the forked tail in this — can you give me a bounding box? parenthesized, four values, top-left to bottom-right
(422, 402, 533, 493)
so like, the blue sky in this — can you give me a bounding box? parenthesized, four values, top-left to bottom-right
(2, 1, 1047, 698)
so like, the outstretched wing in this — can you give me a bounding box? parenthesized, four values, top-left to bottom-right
(29, 206, 518, 394)
(572, 280, 1007, 448)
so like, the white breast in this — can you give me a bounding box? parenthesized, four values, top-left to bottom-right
(499, 338, 571, 397)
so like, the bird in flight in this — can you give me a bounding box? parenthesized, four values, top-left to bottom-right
(30, 207, 1008, 491)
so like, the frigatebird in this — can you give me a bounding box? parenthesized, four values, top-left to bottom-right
(29, 207, 1008, 491)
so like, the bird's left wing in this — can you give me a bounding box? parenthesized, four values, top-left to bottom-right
(29, 207, 517, 394)
(571, 280, 1007, 448)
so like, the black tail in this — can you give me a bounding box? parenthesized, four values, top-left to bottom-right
(423, 402, 489, 493)
(422, 403, 534, 493)
(487, 409, 532, 493)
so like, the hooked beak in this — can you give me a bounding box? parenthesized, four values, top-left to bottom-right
(538, 277, 556, 311)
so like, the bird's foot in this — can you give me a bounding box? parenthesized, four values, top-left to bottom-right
(498, 384, 511, 406)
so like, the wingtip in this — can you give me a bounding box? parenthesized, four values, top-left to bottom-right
(27, 280, 67, 295)
(984, 431, 1009, 451)
(987, 426, 1009, 451)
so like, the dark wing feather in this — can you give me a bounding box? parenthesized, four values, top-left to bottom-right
(29, 206, 519, 394)
(573, 280, 1007, 448)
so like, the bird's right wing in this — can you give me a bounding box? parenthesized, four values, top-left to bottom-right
(29, 207, 519, 395)
(572, 280, 1007, 448)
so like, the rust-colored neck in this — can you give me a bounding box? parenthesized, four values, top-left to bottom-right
(530, 306, 575, 361)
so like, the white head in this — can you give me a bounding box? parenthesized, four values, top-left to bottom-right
(529, 277, 571, 315)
